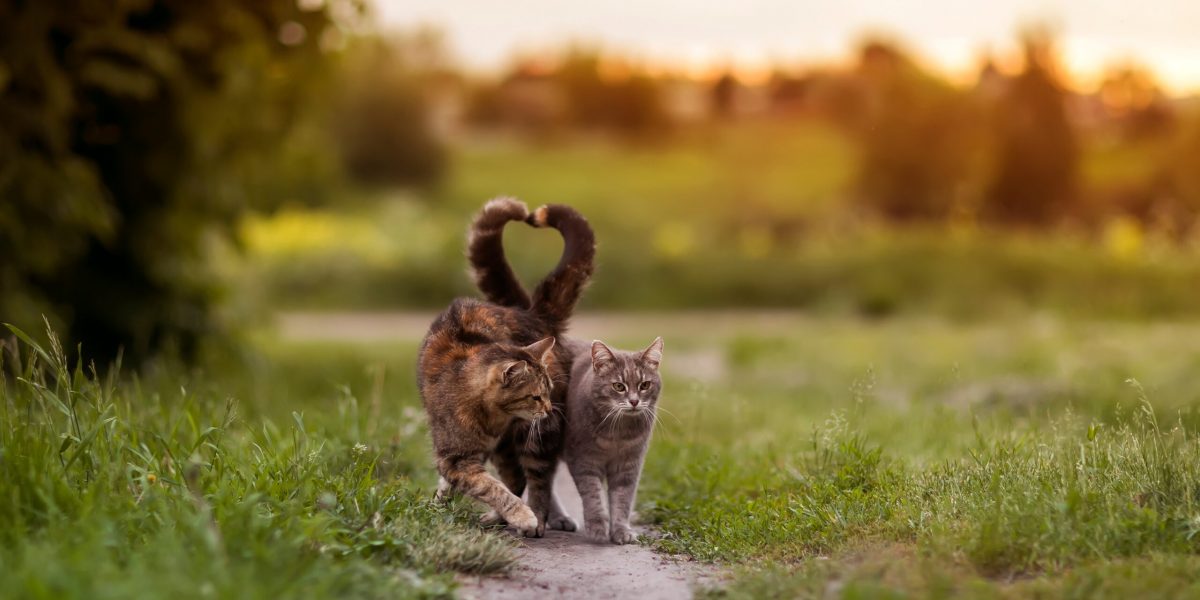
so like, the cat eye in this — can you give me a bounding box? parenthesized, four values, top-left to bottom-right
(531, 395, 541, 402)
(638, 381, 651, 391)
(612, 382, 626, 393)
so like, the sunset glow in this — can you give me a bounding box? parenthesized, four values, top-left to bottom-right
(374, 0, 1200, 93)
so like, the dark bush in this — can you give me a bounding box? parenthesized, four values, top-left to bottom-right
(0, 0, 352, 365)
(983, 34, 1080, 225)
(333, 37, 447, 187)
(850, 40, 983, 221)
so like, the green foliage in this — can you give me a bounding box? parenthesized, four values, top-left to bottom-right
(850, 41, 984, 220)
(0, 1, 354, 365)
(628, 316, 1200, 597)
(0, 326, 514, 599)
(333, 37, 447, 187)
(466, 48, 670, 136)
(237, 119, 1200, 319)
(983, 36, 1080, 225)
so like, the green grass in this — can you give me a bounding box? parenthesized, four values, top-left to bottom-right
(6, 314, 1200, 598)
(0, 325, 512, 599)
(234, 121, 1200, 319)
(623, 316, 1200, 598)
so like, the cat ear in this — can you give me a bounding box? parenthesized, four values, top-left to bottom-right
(522, 337, 556, 365)
(501, 361, 527, 385)
(640, 337, 664, 370)
(591, 340, 616, 373)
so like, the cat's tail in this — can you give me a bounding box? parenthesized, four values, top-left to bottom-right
(468, 197, 533, 309)
(467, 198, 596, 332)
(525, 204, 596, 333)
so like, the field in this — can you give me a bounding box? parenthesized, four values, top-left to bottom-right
(7, 120, 1200, 600)
(5, 313, 1200, 598)
(238, 121, 1200, 320)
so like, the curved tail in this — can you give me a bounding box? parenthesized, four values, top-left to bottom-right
(467, 199, 596, 332)
(468, 197, 533, 309)
(525, 204, 596, 332)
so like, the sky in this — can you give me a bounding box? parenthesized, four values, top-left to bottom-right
(373, 0, 1200, 94)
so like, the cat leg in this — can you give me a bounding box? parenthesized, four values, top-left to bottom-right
(519, 453, 558, 538)
(568, 461, 609, 542)
(607, 460, 642, 544)
(440, 455, 538, 536)
(546, 486, 578, 531)
(482, 446, 527, 526)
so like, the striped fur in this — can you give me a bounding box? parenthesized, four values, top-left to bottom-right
(419, 298, 562, 537)
(467, 199, 596, 334)
(422, 199, 596, 536)
(467, 198, 533, 310)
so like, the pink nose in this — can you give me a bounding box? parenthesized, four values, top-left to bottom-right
(629, 398, 640, 408)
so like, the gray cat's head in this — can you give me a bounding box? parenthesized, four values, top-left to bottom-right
(589, 337, 664, 414)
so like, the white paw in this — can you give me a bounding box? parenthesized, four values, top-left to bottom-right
(479, 510, 505, 527)
(434, 477, 453, 504)
(508, 506, 541, 537)
(610, 527, 638, 545)
(547, 513, 577, 532)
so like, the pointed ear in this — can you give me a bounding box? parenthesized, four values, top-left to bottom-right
(522, 337, 556, 365)
(591, 340, 617, 373)
(640, 337, 664, 370)
(501, 361, 527, 385)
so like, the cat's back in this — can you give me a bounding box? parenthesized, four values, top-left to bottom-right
(418, 298, 550, 387)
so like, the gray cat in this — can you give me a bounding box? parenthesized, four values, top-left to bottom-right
(563, 336, 664, 544)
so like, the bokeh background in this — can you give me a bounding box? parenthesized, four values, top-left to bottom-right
(7, 4, 1200, 597)
(3, 0, 1200, 364)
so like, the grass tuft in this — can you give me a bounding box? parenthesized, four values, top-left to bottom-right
(0, 325, 514, 599)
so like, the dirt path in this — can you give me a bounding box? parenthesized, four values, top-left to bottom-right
(457, 465, 713, 600)
(277, 311, 723, 598)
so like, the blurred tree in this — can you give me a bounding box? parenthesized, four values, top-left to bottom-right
(464, 49, 668, 138)
(711, 71, 738, 119)
(556, 49, 669, 135)
(333, 35, 447, 187)
(0, 0, 358, 365)
(1157, 112, 1200, 235)
(1097, 63, 1175, 140)
(850, 40, 982, 221)
(983, 31, 1079, 226)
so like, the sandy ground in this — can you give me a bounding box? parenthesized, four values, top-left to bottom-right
(457, 464, 715, 600)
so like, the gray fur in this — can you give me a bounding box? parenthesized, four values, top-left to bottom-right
(563, 336, 664, 544)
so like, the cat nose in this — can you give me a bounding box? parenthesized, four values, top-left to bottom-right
(629, 398, 640, 408)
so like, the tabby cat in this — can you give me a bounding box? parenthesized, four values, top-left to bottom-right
(563, 337, 664, 544)
(419, 198, 594, 536)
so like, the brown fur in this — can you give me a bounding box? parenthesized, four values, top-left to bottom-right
(421, 199, 595, 536)
(467, 198, 596, 334)
(419, 298, 562, 536)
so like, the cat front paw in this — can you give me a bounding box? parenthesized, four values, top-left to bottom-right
(547, 513, 577, 532)
(610, 526, 638, 545)
(583, 519, 609, 542)
(479, 510, 506, 527)
(508, 506, 541, 538)
(433, 477, 453, 504)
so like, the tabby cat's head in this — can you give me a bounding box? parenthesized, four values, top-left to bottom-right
(589, 337, 664, 414)
(490, 337, 555, 421)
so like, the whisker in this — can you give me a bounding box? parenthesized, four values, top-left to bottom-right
(595, 405, 621, 435)
(654, 404, 683, 427)
(648, 410, 665, 435)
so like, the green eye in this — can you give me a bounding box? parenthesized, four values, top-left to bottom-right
(639, 381, 651, 391)
(612, 382, 626, 393)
